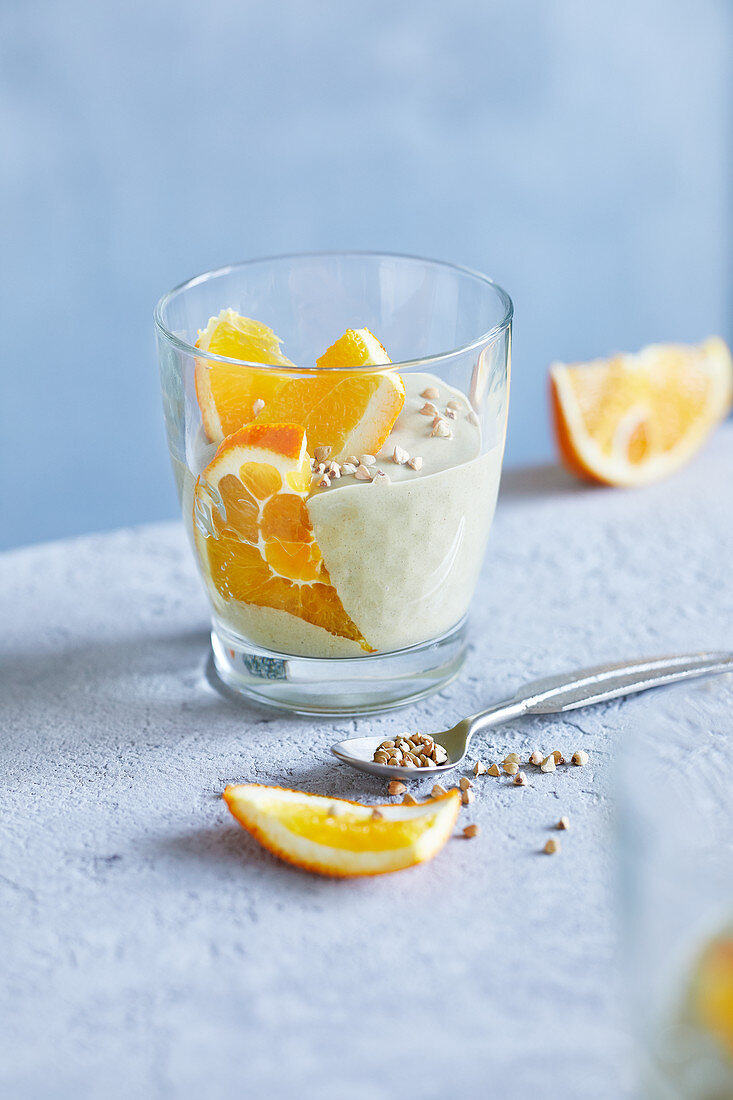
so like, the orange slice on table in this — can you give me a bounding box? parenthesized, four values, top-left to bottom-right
(193, 422, 368, 649)
(195, 309, 295, 442)
(550, 337, 733, 486)
(255, 327, 405, 459)
(223, 784, 461, 877)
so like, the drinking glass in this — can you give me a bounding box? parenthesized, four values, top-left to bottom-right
(155, 252, 512, 713)
(618, 684, 733, 1098)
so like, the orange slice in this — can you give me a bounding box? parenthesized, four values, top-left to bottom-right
(550, 337, 733, 486)
(255, 327, 405, 459)
(193, 422, 368, 649)
(316, 327, 391, 369)
(195, 309, 295, 442)
(223, 784, 461, 876)
(693, 934, 733, 1057)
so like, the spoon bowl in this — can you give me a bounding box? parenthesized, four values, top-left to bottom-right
(332, 721, 472, 780)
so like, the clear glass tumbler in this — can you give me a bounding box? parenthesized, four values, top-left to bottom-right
(155, 252, 512, 714)
(618, 685, 733, 1099)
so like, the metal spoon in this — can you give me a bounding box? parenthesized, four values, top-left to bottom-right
(331, 651, 733, 780)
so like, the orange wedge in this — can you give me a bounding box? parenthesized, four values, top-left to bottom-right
(693, 934, 733, 1057)
(193, 422, 368, 649)
(255, 327, 405, 459)
(316, 327, 391, 369)
(223, 784, 461, 876)
(550, 337, 733, 486)
(195, 309, 295, 442)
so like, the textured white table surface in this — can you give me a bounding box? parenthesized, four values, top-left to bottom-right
(2, 428, 732, 1100)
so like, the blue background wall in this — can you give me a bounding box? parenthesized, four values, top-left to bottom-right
(1, 0, 730, 550)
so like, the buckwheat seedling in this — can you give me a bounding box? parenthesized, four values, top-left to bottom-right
(431, 783, 448, 799)
(314, 445, 332, 463)
(544, 838, 560, 854)
(572, 750, 589, 766)
(557, 816, 570, 830)
(402, 792, 419, 806)
(354, 465, 373, 481)
(392, 445, 409, 465)
(459, 776, 473, 790)
(503, 753, 521, 765)
(388, 780, 406, 797)
(528, 750, 543, 766)
(473, 761, 487, 776)
(541, 756, 556, 773)
(463, 824, 480, 839)
(421, 386, 440, 400)
(407, 456, 423, 471)
(487, 763, 501, 777)
(359, 454, 376, 467)
(503, 762, 519, 776)
(552, 750, 566, 765)
(419, 402, 439, 417)
(461, 789, 474, 806)
(514, 771, 527, 786)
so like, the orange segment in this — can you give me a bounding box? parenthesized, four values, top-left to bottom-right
(255, 373, 404, 459)
(194, 309, 295, 442)
(193, 422, 369, 649)
(316, 327, 391, 369)
(222, 784, 461, 876)
(550, 337, 733, 486)
(256, 328, 404, 459)
(692, 934, 733, 1058)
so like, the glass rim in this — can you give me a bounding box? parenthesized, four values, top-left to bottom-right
(153, 250, 513, 372)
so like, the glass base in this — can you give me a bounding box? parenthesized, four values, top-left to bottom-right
(209, 618, 468, 716)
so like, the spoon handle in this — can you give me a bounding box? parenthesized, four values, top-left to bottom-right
(467, 651, 733, 738)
